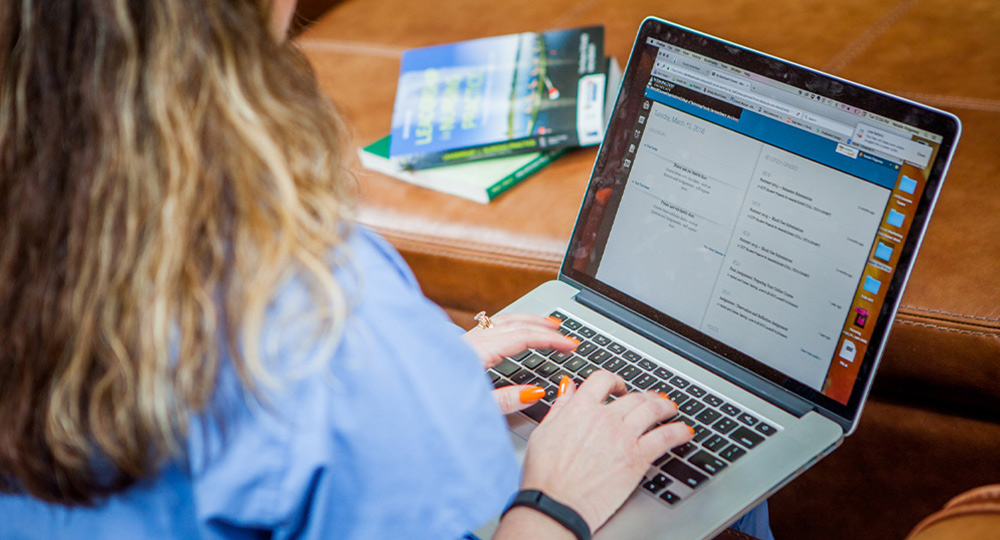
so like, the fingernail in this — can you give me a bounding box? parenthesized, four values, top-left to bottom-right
(566, 336, 581, 346)
(687, 425, 695, 436)
(558, 375, 571, 397)
(658, 392, 670, 400)
(546, 315, 563, 326)
(519, 386, 546, 404)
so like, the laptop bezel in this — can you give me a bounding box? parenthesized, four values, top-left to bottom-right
(557, 17, 961, 432)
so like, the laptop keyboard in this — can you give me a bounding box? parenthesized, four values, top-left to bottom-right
(487, 310, 780, 507)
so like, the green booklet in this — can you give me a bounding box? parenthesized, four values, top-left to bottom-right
(358, 135, 566, 204)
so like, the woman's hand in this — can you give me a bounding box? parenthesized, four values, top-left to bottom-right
(519, 371, 693, 532)
(462, 313, 579, 414)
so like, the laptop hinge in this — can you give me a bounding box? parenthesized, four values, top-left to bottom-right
(575, 290, 814, 418)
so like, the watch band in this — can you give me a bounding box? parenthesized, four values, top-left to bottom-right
(502, 489, 592, 540)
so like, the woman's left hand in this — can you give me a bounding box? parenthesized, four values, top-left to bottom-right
(463, 313, 579, 414)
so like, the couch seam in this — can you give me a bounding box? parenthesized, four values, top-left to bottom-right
(896, 319, 1000, 338)
(899, 305, 1000, 323)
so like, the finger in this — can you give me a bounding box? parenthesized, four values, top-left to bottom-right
(545, 375, 577, 420)
(490, 313, 563, 330)
(492, 385, 546, 415)
(573, 370, 627, 403)
(637, 421, 696, 464)
(619, 393, 678, 434)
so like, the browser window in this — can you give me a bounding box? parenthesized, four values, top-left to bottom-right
(590, 38, 946, 403)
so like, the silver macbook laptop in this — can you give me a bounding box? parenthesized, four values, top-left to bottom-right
(479, 17, 960, 539)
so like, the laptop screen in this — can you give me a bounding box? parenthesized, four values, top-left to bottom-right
(562, 18, 960, 422)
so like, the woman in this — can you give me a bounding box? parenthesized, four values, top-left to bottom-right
(0, 1, 756, 538)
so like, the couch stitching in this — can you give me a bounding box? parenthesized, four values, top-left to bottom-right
(824, 0, 922, 73)
(900, 305, 1000, 323)
(897, 319, 1000, 338)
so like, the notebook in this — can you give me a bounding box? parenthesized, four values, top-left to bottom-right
(477, 17, 961, 539)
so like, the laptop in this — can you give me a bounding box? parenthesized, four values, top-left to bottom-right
(477, 16, 961, 539)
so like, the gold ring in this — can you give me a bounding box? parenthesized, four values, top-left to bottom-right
(474, 311, 494, 329)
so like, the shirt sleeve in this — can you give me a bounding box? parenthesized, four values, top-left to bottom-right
(186, 227, 520, 540)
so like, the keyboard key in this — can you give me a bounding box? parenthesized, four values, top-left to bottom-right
(704, 394, 724, 407)
(577, 364, 599, 378)
(737, 413, 759, 426)
(692, 424, 711, 443)
(618, 365, 642, 381)
(564, 356, 587, 372)
(662, 458, 708, 489)
(633, 373, 657, 390)
(667, 389, 689, 406)
(494, 379, 512, 389)
(642, 473, 672, 493)
(549, 351, 572, 364)
(713, 417, 739, 434)
(536, 348, 555, 357)
(623, 350, 642, 362)
(548, 369, 571, 384)
(677, 415, 696, 427)
(679, 400, 705, 415)
(669, 375, 690, 389)
(510, 370, 534, 384)
(654, 451, 672, 466)
(651, 382, 673, 394)
(543, 385, 558, 402)
(659, 490, 683, 505)
(720, 403, 741, 417)
(510, 350, 532, 361)
(671, 442, 697, 458)
(719, 444, 748, 462)
(608, 342, 627, 355)
(687, 385, 707, 398)
(603, 358, 626, 372)
(593, 334, 612, 347)
(654, 367, 673, 380)
(689, 451, 728, 475)
(703, 434, 729, 453)
(549, 311, 568, 321)
(730, 426, 765, 449)
(578, 326, 596, 338)
(695, 408, 722, 425)
(589, 349, 613, 364)
(756, 422, 777, 436)
(488, 371, 500, 383)
(563, 319, 581, 330)
(522, 401, 550, 422)
(536, 361, 559, 377)
(575, 341, 597, 356)
(494, 359, 521, 377)
(638, 359, 658, 372)
(522, 353, 546, 370)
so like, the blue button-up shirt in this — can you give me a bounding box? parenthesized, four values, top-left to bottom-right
(0, 227, 520, 539)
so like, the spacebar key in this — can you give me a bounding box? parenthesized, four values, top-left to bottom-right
(661, 458, 708, 489)
(521, 402, 551, 423)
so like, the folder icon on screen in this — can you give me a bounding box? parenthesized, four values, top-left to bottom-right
(874, 241, 893, 262)
(899, 175, 917, 194)
(863, 275, 882, 294)
(887, 209, 905, 228)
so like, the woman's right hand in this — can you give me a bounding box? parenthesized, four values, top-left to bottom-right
(519, 371, 693, 533)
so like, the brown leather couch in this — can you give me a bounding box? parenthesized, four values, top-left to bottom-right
(296, 1, 1000, 538)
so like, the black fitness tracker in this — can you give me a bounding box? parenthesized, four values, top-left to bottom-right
(502, 489, 592, 540)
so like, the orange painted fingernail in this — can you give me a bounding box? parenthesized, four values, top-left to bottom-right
(566, 336, 581, 346)
(558, 375, 571, 397)
(687, 425, 695, 436)
(519, 386, 546, 404)
(658, 392, 670, 400)
(546, 315, 562, 325)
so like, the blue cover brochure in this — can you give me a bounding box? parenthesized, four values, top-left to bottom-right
(389, 26, 607, 169)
